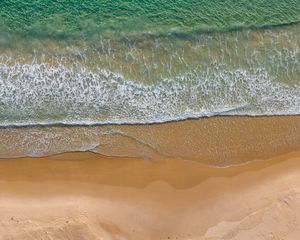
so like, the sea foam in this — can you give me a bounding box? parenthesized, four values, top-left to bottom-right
(0, 63, 299, 127)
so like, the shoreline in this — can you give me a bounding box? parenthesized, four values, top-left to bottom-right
(1, 116, 299, 166)
(1, 148, 300, 190)
(1, 113, 300, 129)
(1, 116, 300, 239)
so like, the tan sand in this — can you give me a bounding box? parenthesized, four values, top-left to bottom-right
(1, 116, 300, 239)
(1, 149, 300, 240)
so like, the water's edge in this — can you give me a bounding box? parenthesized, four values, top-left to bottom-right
(0, 113, 300, 129)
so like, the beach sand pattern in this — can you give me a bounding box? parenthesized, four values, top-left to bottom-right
(0, 1, 300, 239)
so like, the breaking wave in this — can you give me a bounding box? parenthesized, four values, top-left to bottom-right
(0, 63, 299, 127)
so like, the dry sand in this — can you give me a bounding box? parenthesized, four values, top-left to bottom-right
(1, 116, 300, 240)
(1, 150, 300, 240)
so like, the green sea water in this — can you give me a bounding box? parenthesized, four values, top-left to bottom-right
(0, 1, 299, 127)
(1, 0, 300, 39)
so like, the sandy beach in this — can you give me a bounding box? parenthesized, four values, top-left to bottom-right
(1, 1, 299, 238)
(1, 117, 300, 240)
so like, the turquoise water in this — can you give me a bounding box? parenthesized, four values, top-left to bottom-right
(1, 0, 300, 38)
(0, 1, 299, 126)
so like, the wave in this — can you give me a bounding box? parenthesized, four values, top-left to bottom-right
(0, 63, 299, 127)
(0, 24, 299, 127)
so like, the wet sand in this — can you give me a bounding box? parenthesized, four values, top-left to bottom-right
(1, 116, 300, 166)
(1, 117, 300, 239)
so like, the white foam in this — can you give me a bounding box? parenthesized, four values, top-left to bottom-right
(0, 63, 299, 127)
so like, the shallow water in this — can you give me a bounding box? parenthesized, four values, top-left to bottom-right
(0, 1, 299, 161)
(0, 117, 299, 167)
(0, 25, 300, 126)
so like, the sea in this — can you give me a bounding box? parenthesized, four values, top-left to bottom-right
(0, 0, 299, 161)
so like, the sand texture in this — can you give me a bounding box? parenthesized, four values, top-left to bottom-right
(1, 116, 300, 239)
(0, 150, 300, 239)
